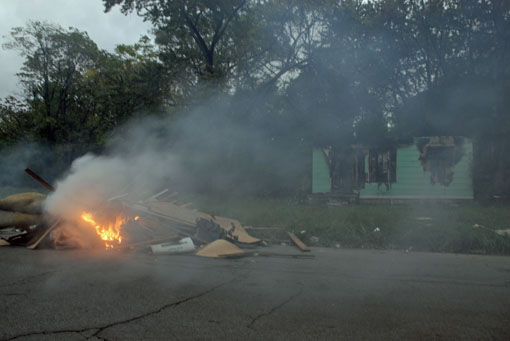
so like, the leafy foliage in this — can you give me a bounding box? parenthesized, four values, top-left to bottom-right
(2, 1, 510, 196)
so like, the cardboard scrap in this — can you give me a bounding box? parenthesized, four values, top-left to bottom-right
(214, 216, 261, 244)
(196, 239, 243, 258)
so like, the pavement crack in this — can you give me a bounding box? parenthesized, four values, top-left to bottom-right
(2, 329, 91, 341)
(247, 289, 302, 330)
(3, 278, 234, 341)
(90, 282, 226, 338)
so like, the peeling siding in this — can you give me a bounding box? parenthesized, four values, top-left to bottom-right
(359, 140, 473, 199)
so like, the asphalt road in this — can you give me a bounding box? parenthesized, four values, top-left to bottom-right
(0, 246, 509, 340)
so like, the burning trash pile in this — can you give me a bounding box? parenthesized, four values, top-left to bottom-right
(0, 169, 312, 259)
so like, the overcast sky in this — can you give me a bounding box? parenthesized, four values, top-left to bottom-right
(0, 0, 152, 98)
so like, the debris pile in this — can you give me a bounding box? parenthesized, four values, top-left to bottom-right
(0, 169, 313, 259)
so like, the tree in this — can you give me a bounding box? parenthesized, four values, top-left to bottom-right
(3, 21, 101, 143)
(0, 96, 32, 147)
(77, 36, 175, 135)
(104, 0, 327, 96)
(2, 22, 174, 158)
(104, 0, 252, 89)
(372, 0, 510, 138)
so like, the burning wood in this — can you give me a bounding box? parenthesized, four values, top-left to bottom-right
(0, 168, 310, 260)
(80, 211, 125, 249)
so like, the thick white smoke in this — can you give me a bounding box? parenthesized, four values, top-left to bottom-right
(44, 117, 182, 224)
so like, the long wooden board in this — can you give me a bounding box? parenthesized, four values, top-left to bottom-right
(288, 232, 311, 252)
(26, 220, 61, 249)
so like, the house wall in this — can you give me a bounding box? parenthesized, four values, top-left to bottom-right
(312, 149, 331, 193)
(359, 140, 473, 199)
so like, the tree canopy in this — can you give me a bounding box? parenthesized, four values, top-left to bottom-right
(2, 1, 510, 195)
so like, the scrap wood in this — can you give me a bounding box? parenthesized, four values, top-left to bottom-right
(133, 216, 159, 231)
(0, 210, 44, 229)
(136, 221, 156, 233)
(156, 192, 179, 202)
(24, 168, 55, 192)
(0, 239, 9, 246)
(0, 192, 47, 214)
(0, 227, 24, 239)
(125, 204, 198, 235)
(26, 220, 61, 249)
(149, 203, 210, 225)
(107, 193, 129, 202)
(128, 202, 261, 245)
(288, 232, 311, 252)
(128, 202, 209, 227)
(144, 189, 169, 202)
(195, 239, 314, 259)
(145, 216, 197, 235)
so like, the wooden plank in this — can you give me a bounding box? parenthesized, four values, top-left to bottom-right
(288, 232, 311, 252)
(145, 189, 169, 202)
(126, 203, 201, 227)
(130, 202, 261, 244)
(108, 193, 129, 202)
(24, 168, 55, 192)
(26, 220, 61, 249)
(142, 202, 209, 225)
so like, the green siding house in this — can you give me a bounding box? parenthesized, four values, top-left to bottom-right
(312, 137, 473, 200)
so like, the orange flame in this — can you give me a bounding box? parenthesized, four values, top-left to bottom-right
(81, 212, 125, 249)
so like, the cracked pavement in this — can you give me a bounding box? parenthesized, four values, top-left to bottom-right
(1, 246, 510, 340)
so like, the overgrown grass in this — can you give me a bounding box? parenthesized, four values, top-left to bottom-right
(180, 194, 510, 255)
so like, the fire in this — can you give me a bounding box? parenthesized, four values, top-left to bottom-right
(80, 212, 125, 249)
